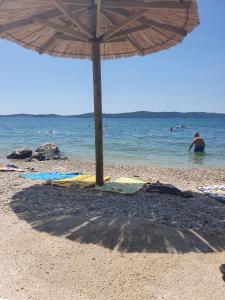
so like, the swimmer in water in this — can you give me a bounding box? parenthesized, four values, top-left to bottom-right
(47, 130, 54, 135)
(189, 132, 205, 153)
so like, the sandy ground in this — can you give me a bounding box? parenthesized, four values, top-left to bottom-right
(0, 160, 225, 300)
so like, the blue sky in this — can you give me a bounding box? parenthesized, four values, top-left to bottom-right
(0, 0, 225, 115)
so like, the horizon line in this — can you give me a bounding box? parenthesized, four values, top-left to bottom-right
(1, 111, 225, 117)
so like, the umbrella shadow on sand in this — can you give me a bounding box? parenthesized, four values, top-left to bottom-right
(11, 183, 225, 254)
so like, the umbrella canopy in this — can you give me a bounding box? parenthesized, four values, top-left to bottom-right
(0, 0, 199, 185)
(0, 0, 199, 58)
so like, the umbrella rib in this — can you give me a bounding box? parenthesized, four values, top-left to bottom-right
(52, 0, 92, 38)
(0, 9, 61, 33)
(63, 0, 191, 10)
(62, 0, 92, 7)
(139, 17, 187, 36)
(126, 36, 144, 56)
(57, 34, 87, 43)
(102, 9, 146, 41)
(104, 24, 149, 42)
(101, 9, 115, 27)
(38, 32, 87, 55)
(33, 17, 89, 41)
(106, 8, 187, 37)
(104, 37, 126, 43)
(102, 10, 143, 55)
(38, 33, 59, 54)
(102, 0, 191, 10)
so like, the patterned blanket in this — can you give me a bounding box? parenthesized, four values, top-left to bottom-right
(197, 185, 225, 204)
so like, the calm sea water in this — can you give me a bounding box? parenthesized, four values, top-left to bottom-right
(0, 116, 225, 168)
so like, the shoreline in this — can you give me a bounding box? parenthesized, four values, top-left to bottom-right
(2, 155, 225, 170)
(2, 158, 225, 184)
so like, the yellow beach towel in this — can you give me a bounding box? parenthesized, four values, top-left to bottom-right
(51, 175, 110, 188)
(96, 177, 146, 195)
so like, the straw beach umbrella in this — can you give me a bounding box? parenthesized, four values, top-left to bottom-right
(0, 0, 199, 185)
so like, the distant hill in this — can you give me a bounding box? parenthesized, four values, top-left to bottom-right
(71, 111, 225, 118)
(0, 113, 61, 118)
(1, 111, 225, 118)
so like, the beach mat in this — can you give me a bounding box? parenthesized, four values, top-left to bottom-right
(20, 172, 80, 181)
(96, 177, 146, 195)
(51, 175, 110, 188)
(197, 185, 225, 204)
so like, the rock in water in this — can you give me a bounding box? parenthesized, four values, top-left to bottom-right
(29, 143, 66, 161)
(7, 148, 33, 159)
(29, 151, 46, 161)
(36, 143, 59, 155)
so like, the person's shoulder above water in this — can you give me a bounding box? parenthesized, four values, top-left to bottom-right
(189, 132, 205, 152)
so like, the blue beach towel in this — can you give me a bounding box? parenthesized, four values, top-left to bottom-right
(20, 172, 80, 181)
(197, 185, 225, 204)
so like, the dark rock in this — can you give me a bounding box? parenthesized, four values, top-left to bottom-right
(35, 143, 59, 161)
(45, 154, 67, 161)
(52, 155, 67, 160)
(28, 144, 67, 161)
(51, 155, 60, 160)
(36, 143, 59, 155)
(60, 156, 67, 160)
(7, 148, 33, 159)
(219, 264, 225, 275)
(28, 151, 46, 161)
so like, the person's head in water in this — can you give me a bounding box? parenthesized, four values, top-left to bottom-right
(194, 132, 200, 138)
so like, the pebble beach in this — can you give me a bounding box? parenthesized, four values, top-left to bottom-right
(1, 160, 225, 299)
(2, 160, 225, 232)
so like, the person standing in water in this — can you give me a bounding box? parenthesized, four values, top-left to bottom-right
(189, 132, 205, 152)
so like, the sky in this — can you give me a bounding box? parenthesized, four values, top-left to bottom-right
(0, 0, 225, 115)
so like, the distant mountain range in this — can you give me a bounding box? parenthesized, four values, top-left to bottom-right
(1, 111, 225, 118)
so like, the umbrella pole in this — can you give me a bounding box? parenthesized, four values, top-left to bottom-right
(92, 40, 103, 186)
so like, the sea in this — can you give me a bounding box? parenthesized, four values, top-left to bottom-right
(0, 116, 225, 168)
